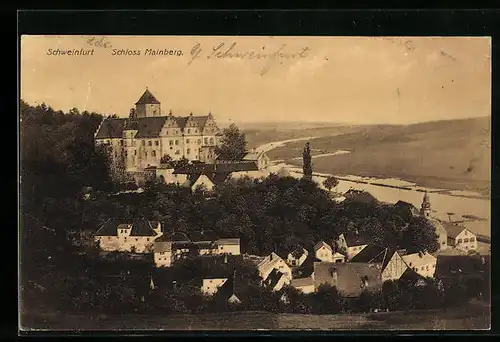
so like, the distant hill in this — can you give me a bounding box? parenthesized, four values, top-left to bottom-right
(263, 117, 491, 195)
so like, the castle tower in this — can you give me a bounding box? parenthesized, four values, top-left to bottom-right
(135, 88, 161, 118)
(420, 192, 431, 218)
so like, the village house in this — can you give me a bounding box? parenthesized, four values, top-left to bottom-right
(213, 269, 246, 305)
(153, 234, 173, 267)
(263, 269, 289, 292)
(313, 262, 382, 297)
(94, 219, 162, 253)
(201, 277, 229, 296)
(381, 249, 437, 282)
(257, 252, 293, 285)
(395, 194, 448, 251)
(286, 246, 309, 267)
(313, 241, 345, 263)
(241, 149, 271, 170)
(441, 222, 478, 252)
(435, 255, 490, 297)
(290, 276, 315, 294)
(335, 232, 369, 261)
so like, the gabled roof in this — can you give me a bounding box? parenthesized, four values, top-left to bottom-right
(402, 252, 436, 269)
(190, 115, 210, 130)
(95, 218, 158, 237)
(189, 230, 219, 243)
(441, 221, 470, 239)
(242, 150, 266, 161)
(257, 253, 287, 278)
(135, 89, 160, 105)
(265, 269, 285, 289)
(394, 200, 421, 217)
(172, 232, 191, 242)
(341, 232, 370, 247)
(435, 255, 490, 279)
(314, 241, 332, 252)
(349, 245, 388, 263)
(291, 277, 314, 288)
(217, 238, 240, 245)
(313, 262, 382, 297)
(134, 117, 169, 138)
(95, 118, 127, 139)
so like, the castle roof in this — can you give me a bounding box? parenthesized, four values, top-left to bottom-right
(135, 89, 160, 105)
(95, 114, 216, 140)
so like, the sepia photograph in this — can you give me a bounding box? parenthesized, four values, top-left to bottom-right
(19, 35, 491, 331)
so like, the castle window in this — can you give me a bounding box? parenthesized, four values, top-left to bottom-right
(470, 237, 475, 242)
(186, 139, 190, 143)
(211, 129, 215, 132)
(204, 138, 208, 145)
(195, 130, 198, 133)
(175, 140, 179, 145)
(175, 150, 180, 155)
(134, 150, 137, 155)
(120, 140, 123, 146)
(169, 140, 173, 146)
(148, 141, 152, 146)
(145, 152, 148, 157)
(198, 139, 201, 144)
(458, 239, 462, 243)
(188, 129, 191, 134)
(152, 150, 156, 157)
(155, 141, 159, 146)
(463, 238, 469, 243)
(210, 138, 214, 144)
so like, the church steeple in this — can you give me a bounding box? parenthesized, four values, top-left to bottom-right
(420, 192, 431, 218)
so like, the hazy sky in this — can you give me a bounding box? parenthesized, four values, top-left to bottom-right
(21, 35, 491, 125)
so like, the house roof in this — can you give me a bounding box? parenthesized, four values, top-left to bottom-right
(293, 255, 320, 278)
(134, 117, 169, 138)
(95, 218, 158, 237)
(313, 262, 383, 297)
(349, 245, 388, 263)
(189, 230, 219, 243)
(435, 255, 490, 279)
(215, 271, 247, 303)
(441, 222, 469, 239)
(217, 238, 240, 246)
(342, 232, 370, 247)
(257, 253, 286, 279)
(135, 89, 161, 105)
(173, 162, 259, 175)
(291, 277, 314, 288)
(314, 241, 332, 252)
(343, 189, 377, 204)
(265, 269, 285, 289)
(154, 240, 172, 253)
(242, 150, 265, 161)
(394, 200, 421, 217)
(402, 252, 436, 269)
(172, 232, 191, 242)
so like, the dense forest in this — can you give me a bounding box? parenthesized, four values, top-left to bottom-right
(20, 101, 444, 317)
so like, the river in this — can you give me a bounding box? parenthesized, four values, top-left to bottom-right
(254, 137, 491, 238)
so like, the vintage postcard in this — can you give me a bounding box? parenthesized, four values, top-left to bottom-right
(19, 35, 491, 331)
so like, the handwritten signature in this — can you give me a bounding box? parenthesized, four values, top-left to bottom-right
(188, 42, 311, 75)
(86, 36, 112, 49)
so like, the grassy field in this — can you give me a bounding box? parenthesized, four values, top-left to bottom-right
(21, 302, 490, 331)
(261, 117, 490, 195)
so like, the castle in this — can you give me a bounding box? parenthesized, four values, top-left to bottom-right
(94, 88, 223, 178)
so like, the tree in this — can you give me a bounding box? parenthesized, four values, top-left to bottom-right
(446, 212, 455, 222)
(302, 142, 312, 180)
(401, 216, 439, 253)
(323, 176, 339, 192)
(160, 154, 172, 165)
(214, 123, 247, 161)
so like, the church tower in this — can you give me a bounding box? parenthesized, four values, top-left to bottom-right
(420, 192, 431, 218)
(135, 88, 161, 118)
